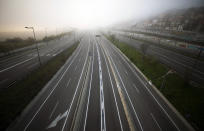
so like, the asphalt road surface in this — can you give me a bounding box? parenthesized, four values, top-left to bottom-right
(8, 33, 194, 131)
(112, 33, 204, 86)
(0, 34, 77, 89)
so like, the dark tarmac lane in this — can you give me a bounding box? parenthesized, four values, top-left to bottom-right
(113, 34, 204, 86)
(0, 35, 76, 89)
(8, 33, 194, 131)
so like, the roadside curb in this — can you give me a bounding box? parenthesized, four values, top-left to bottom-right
(6, 42, 81, 131)
(109, 38, 195, 131)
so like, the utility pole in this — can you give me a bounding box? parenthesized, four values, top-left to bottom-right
(193, 26, 203, 70)
(25, 26, 42, 66)
(160, 70, 174, 90)
(45, 28, 48, 46)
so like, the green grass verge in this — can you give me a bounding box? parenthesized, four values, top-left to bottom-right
(129, 36, 204, 61)
(119, 29, 203, 46)
(105, 34, 204, 131)
(0, 32, 72, 53)
(0, 42, 79, 130)
(0, 38, 35, 53)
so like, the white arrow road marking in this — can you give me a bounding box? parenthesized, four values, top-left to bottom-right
(47, 110, 68, 129)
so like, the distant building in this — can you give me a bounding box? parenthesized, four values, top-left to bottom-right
(133, 7, 204, 33)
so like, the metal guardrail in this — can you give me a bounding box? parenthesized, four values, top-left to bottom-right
(0, 42, 46, 57)
(116, 28, 204, 47)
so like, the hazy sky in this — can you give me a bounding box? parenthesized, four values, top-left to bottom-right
(0, 0, 203, 32)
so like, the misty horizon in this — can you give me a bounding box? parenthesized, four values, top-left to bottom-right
(0, 0, 204, 40)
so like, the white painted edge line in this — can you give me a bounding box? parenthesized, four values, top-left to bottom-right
(109, 39, 195, 131)
(22, 43, 82, 131)
(0, 48, 37, 63)
(0, 57, 35, 73)
(110, 41, 181, 130)
(96, 41, 106, 131)
(109, 52, 144, 131)
(150, 113, 162, 131)
(8, 45, 77, 130)
(83, 40, 94, 131)
(152, 50, 204, 75)
(49, 101, 59, 119)
(66, 79, 71, 88)
(61, 39, 90, 131)
(100, 42, 124, 131)
(132, 84, 140, 94)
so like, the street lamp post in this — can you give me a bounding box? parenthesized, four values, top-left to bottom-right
(160, 70, 175, 90)
(25, 26, 42, 65)
(45, 28, 48, 46)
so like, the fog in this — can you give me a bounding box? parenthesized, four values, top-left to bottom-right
(0, 0, 203, 39)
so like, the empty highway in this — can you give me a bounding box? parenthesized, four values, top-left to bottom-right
(8, 33, 194, 131)
(0, 34, 77, 89)
(111, 33, 204, 85)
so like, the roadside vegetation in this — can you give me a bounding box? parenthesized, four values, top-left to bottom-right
(128, 35, 204, 61)
(105, 34, 204, 131)
(119, 29, 203, 46)
(0, 32, 72, 53)
(0, 42, 79, 130)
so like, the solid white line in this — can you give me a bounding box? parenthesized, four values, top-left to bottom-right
(61, 41, 90, 131)
(100, 42, 124, 131)
(152, 50, 204, 75)
(133, 84, 140, 93)
(0, 57, 35, 73)
(96, 42, 106, 131)
(24, 43, 81, 131)
(150, 113, 162, 131)
(108, 50, 144, 131)
(110, 42, 181, 131)
(49, 102, 59, 119)
(83, 41, 94, 131)
(0, 49, 36, 63)
(66, 79, 71, 87)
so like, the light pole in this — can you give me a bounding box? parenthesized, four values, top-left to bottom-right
(160, 70, 175, 90)
(25, 26, 42, 65)
(45, 28, 48, 46)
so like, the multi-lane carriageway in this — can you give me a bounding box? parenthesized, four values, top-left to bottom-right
(0, 35, 76, 89)
(9, 33, 194, 131)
